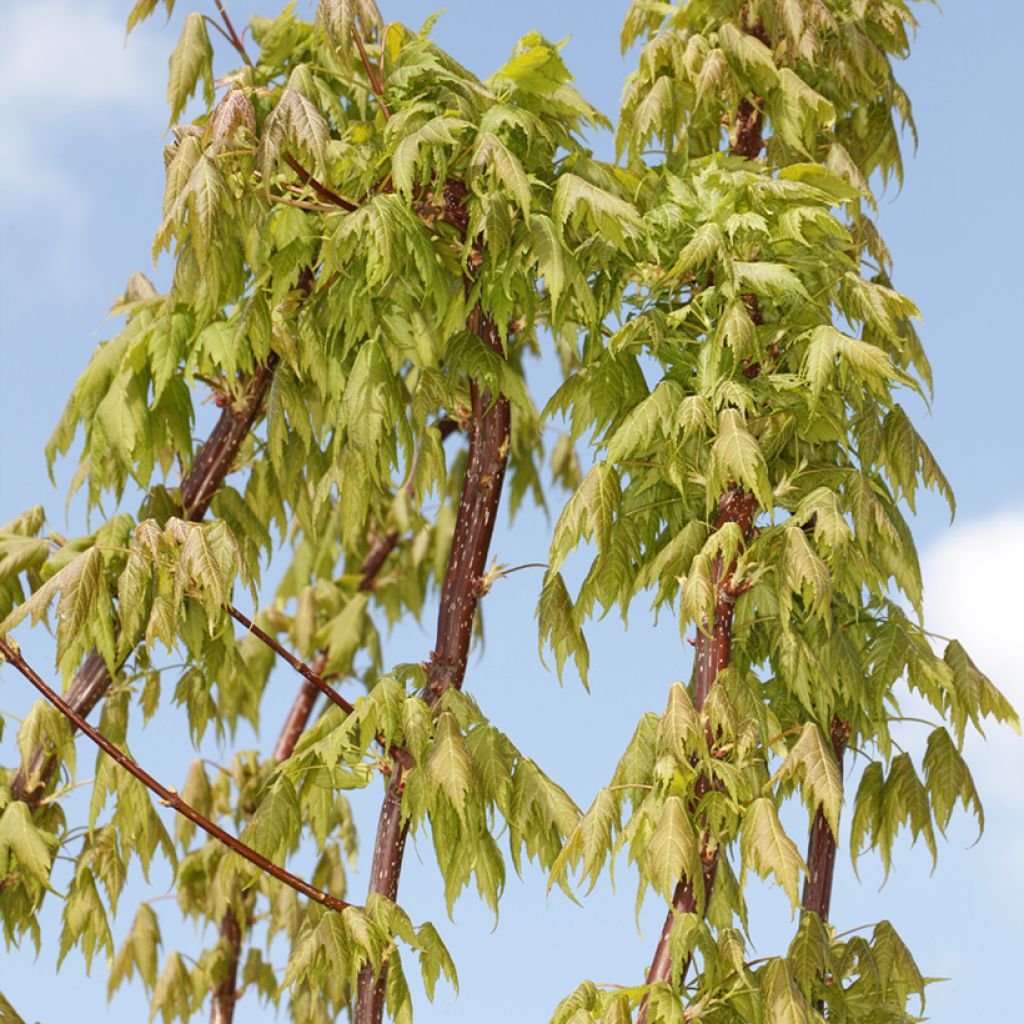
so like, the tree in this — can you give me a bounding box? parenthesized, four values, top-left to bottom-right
(0, 2, 1017, 1023)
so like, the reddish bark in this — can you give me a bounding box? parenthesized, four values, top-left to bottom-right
(801, 716, 850, 921)
(11, 358, 279, 805)
(354, 310, 511, 1024)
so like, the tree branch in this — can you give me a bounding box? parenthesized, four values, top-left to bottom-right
(638, 490, 758, 1021)
(213, 0, 253, 67)
(11, 357, 281, 806)
(227, 606, 355, 716)
(0, 637, 349, 913)
(354, 296, 511, 1024)
(801, 716, 850, 921)
(283, 154, 359, 212)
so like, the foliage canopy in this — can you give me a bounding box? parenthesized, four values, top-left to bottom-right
(0, 2, 1017, 1024)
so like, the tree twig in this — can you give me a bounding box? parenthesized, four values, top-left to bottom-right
(0, 637, 349, 913)
(213, 0, 253, 67)
(352, 28, 392, 118)
(354, 232, 511, 1024)
(227, 606, 355, 716)
(283, 154, 359, 212)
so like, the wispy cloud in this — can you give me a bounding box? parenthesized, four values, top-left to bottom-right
(920, 509, 1024, 811)
(0, 0, 165, 221)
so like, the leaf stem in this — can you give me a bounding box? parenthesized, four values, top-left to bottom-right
(352, 28, 391, 118)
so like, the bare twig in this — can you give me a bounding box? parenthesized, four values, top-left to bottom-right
(213, 0, 253, 66)
(352, 28, 392, 118)
(227, 606, 355, 716)
(0, 637, 349, 913)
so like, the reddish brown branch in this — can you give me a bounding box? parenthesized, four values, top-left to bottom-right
(227, 606, 355, 716)
(213, 0, 253, 67)
(282, 154, 359, 212)
(353, 308, 511, 1024)
(210, 911, 243, 1024)
(11, 358, 280, 805)
(0, 637, 349, 913)
(352, 29, 392, 119)
(638, 48, 772, 1012)
(215, 531, 401, 1023)
(639, 491, 758, 1020)
(801, 716, 850, 920)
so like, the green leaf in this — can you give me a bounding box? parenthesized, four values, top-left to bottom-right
(778, 722, 843, 837)
(167, 13, 214, 125)
(0, 801, 57, 890)
(762, 958, 811, 1024)
(646, 795, 698, 900)
(471, 132, 532, 216)
(428, 712, 474, 817)
(741, 798, 805, 909)
(710, 409, 772, 510)
(537, 571, 590, 686)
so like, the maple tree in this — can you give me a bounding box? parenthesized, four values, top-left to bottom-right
(0, 2, 1018, 1024)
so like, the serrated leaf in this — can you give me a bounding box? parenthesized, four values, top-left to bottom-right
(778, 722, 843, 837)
(167, 13, 213, 125)
(741, 798, 804, 909)
(537, 571, 590, 686)
(646, 795, 698, 900)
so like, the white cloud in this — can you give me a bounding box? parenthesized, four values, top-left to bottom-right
(0, 0, 164, 218)
(920, 508, 1024, 809)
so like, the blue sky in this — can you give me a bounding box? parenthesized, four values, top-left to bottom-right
(1, 2, 1022, 1021)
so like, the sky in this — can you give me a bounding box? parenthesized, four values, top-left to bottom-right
(1, 1, 1022, 1022)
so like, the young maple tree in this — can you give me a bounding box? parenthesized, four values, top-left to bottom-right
(0, 2, 1016, 1024)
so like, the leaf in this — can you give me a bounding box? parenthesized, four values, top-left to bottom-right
(802, 325, 895, 399)
(658, 683, 699, 762)
(668, 223, 725, 279)
(167, 13, 213, 125)
(762, 958, 811, 1024)
(0, 801, 57, 889)
(428, 712, 474, 817)
(741, 798, 805, 909)
(710, 409, 772, 510)
(778, 723, 843, 837)
(392, 116, 471, 196)
(529, 214, 567, 315)
(922, 727, 983, 837)
(537, 571, 590, 686)
(553, 174, 643, 253)
(783, 527, 831, 623)
(718, 22, 778, 89)
(471, 132, 531, 216)
(733, 261, 808, 302)
(646, 796, 698, 900)
(606, 380, 684, 463)
(550, 463, 621, 571)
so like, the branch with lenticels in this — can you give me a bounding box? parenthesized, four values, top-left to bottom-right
(354, 189, 512, 1023)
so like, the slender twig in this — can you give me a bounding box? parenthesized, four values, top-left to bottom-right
(213, 0, 253, 66)
(0, 637, 349, 913)
(283, 154, 359, 212)
(352, 29, 392, 118)
(270, 194, 339, 213)
(227, 606, 355, 716)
